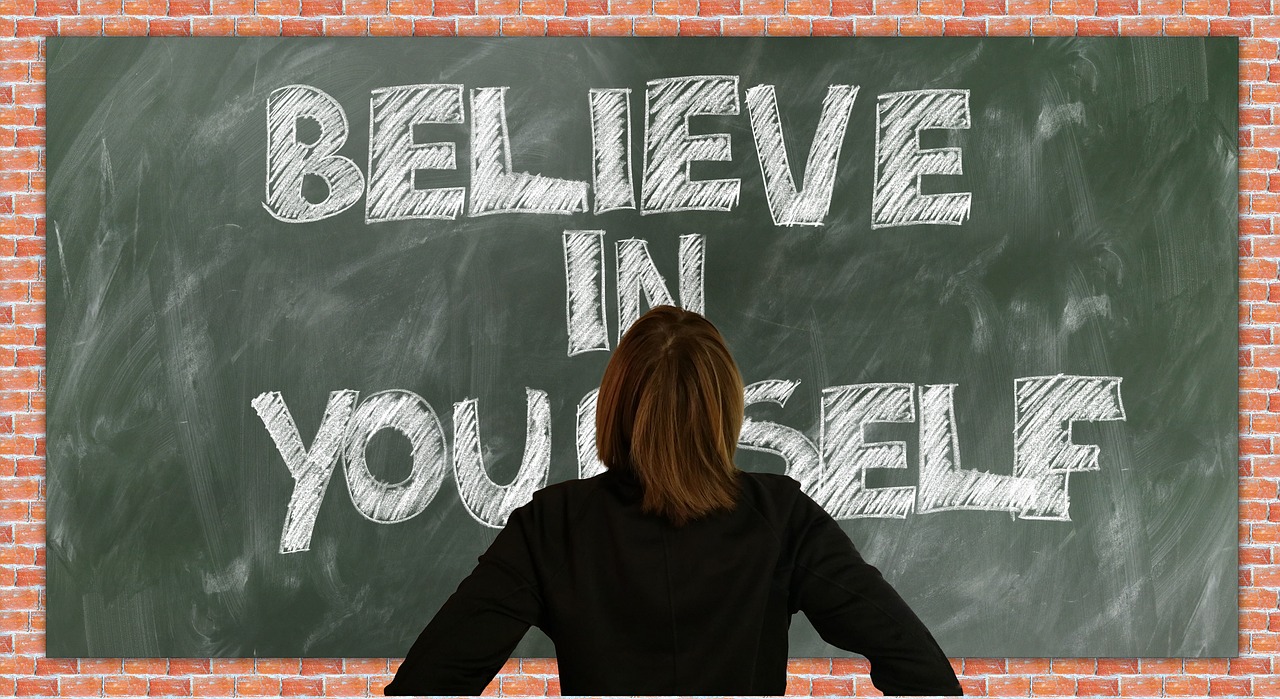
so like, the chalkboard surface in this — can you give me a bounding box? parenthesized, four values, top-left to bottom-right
(47, 37, 1238, 658)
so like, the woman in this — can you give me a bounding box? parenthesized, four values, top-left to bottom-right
(384, 305, 962, 696)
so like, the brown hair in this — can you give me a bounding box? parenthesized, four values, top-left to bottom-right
(595, 305, 744, 526)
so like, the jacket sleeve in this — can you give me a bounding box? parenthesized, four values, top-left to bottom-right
(788, 492, 963, 697)
(383, 502, 542, 697)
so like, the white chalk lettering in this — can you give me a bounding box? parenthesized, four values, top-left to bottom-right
(575, 388, 607, 479)
(252, 390, 358, 554)
(342, 390, 449, 524)
(1013, 374, 1126, 520)
(366, 84, 466, 222)
(452, 389, 552, 528)
(469, 87, 589, 216)
(616, 234, 706, 338)
(746, 84, 860, 227)
(916, 383, 1039, 514)
(641, 76, 741, 214)
(590, 88, 636, 213)
(739, 379, 823, 494)
(818, 383, 917, 518)
(264, 85, 365, 223)
(872, 89, 971, 229)
(563, 230, 610, 356)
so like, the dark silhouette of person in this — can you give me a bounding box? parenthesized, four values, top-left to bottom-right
(385, 305, 962, 696)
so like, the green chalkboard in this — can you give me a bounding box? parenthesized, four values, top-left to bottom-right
(47, 37, 1238, 659)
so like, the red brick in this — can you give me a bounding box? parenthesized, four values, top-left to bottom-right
(830, 0, 871, 12)
(501, 675, 545, 696)
(147, 677, 191, 696)
(456, 15, 498, 32)
(34, 0, 74, 14)
(323, 16, 366, 32)
(1209, 676, 1251, 696)
(1077, 16, 1117, 33)
(301, 658, 343, 675)
(1164, 16, 1208, 34)
(412, 16, 453, 31)
(210, 658, 254, 673)
(283, 677, 324, 695)
(654, 0, 695, 12)
(163, 655, 208, 670)
(1031, 675, 1075, 694)
(521, 0, 562, 11)
(1077, 676, 1119, 695)
(1229, 656, 1271, 675)
(236, 676, 281, 696)
(369, 15, 412, 32)
(1256, 675, 1280, 696)
(1096, 658, 1139, 674)
(986, 15, 1029, 32)
(788, 659, 831, 674)
(122, 0, 164, 11)
(541, 19, 585, 34)
(323, 676, 368, 696)
(1183, 0, 1227, 11)
(1120, 676, 1163, 696)
(767, 15, 809, 33)
(193, 7, 237, 24)
(300, 0, 339, 12)
(34, 657, 74, 674)
(168, 0, 210, 13)
(235, 15, 280, 32)
(586, 15, 628, 32)
(634, 14, 677, 33)
(678, 16, 717, 32)
(256, 0, 299, 13)
(148, 17, 191, 33)
(812, 16, 852, 32)
(190, 676, 235, 695)
(1051, 0, 1092, 11)
(500, 15, 543, 32)
(811, 676, 854, 695)
(59, 676, 104, 696)
(16, 678, 57, 696)
(1163, 676, 1209, 696)
(281, 16, 322, 32)
(987, 675, 1031, 696)
(963, 658, 1006, 674)
(1228, 0, 1269, 12)
(785, 676, 810, 695)
(212, 0, 253, 11)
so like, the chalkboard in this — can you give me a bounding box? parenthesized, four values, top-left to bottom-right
(46, 37, 1238, 659)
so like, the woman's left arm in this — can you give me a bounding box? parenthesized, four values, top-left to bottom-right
(383, 503, 542, 696)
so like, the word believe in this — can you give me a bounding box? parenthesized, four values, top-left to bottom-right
(253, 374, 1125, 555)
(264, 78, 973, 228)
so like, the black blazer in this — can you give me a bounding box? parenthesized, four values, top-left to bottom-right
(383, 467, 963, 696)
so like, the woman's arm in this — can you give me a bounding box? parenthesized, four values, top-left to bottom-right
(789, 493, 963, 696)
(383, 504, 542, 696)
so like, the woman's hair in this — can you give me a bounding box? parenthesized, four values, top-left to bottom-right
(595, 305, 745, 526)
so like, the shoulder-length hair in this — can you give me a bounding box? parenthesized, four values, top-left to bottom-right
(595, 305, 744, 526)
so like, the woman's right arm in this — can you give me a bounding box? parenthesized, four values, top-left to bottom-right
(788, 492, 963, 696)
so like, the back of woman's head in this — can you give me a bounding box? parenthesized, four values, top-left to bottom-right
(595, 305, 745, 526)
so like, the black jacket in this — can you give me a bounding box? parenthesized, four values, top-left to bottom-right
(383, 468, 963, 696)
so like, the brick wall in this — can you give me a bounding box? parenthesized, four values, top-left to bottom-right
(0, 4, 1276, 697)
